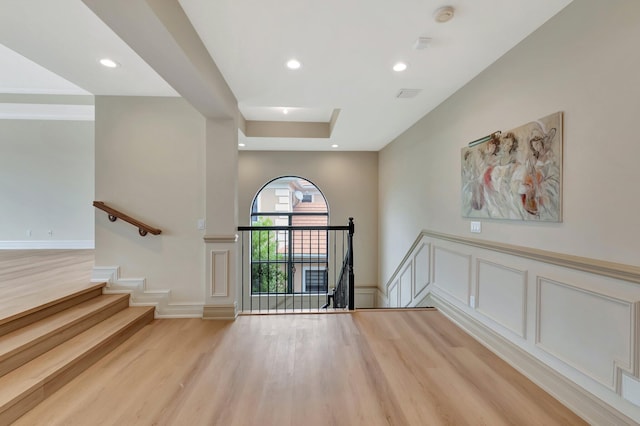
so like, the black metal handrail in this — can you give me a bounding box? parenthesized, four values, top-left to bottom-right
(237, 218, 355, 313)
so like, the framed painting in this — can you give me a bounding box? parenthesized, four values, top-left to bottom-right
(461, 112, 563, 221)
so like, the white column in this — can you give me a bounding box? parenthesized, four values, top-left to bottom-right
(203, 117, 239, 319)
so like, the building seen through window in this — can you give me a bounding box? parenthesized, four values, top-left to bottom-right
(250, 176, 329, 294)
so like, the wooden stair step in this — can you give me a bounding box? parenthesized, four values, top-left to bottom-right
(0, 282, 107, 337)
(0, 305, 154, 425)
(0, 293, 130, 378)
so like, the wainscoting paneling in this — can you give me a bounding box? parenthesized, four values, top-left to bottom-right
(354, 287, 377, 308)
(536, 277, 636, 390)
(476, 259, 527, 338)
(400, 263, 413, 308)
(434, 246, 471, 305)
(388, 280, 399, 308)
(413, 242, 430, 298)
(383, 230, 640, 422)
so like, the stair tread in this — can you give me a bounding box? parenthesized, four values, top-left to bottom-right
(0, 282, 106, 326)
(0, 294, 129, 362)
(0, 306, 154, 409)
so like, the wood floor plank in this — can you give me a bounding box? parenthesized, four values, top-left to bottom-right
(0, 250, 95, 325)
(13, 311, 586, 425)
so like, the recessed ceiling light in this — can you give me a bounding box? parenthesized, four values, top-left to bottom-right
(283, 108, 289, 115)
(99, 58, 119, 68)
(393, 62, 408, 72)
(238, 143, 246, 147)
(286, 59, 301, 70)
(331, 144, 339, 148)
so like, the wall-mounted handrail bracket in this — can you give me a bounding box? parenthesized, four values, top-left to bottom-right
(93, 201, 162, 237)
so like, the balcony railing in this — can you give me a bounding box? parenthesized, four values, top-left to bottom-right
(237, 218, 354, 313)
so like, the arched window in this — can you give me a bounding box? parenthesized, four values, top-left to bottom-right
(250, 176, 329, 295)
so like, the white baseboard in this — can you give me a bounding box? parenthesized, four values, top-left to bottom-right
(428, 291, 637, 426)
(0, 240, 94, 249)
(355, 286, 378, 308)
(203, 303, 238, 320)
(92, 266, 202, 318)
(376, 288, 388, 308)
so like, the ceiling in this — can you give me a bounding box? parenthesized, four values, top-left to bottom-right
(0, 0, 572, 151)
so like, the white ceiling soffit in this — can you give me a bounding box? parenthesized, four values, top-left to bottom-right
(0, 0, 177, 97)
(179, 0, 573, 151)
(0, 0, 573, 150)
(0, 43, 89, 95)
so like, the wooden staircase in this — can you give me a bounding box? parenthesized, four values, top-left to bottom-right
(0, 282, 154, 424)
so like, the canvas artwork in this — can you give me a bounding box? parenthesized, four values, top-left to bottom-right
(461, 112, 563, 221)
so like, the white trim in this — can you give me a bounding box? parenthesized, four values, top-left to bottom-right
(91, 266, 119, 284)
(432, 245, 471, 305)
(422, 230, 640, 285)
(475, 258, 527, 339)
(428, 292, 636, 426)
(535, 276, 636, 391)
(210, 250, 230, 297)
(203, 234, 238, 243)
(412, 242, 430, 297)
(377, 288, 388, 308)
(203, 303, 238, 320)
(0, 88, 90, 96)
(0, 103, 94, 121)
(156, 303, 203, 319)
(354, 286, 377, 308)
(92, 266, 202, 318)
(399, 262, 413, 307)
(0, 240, 94, 249)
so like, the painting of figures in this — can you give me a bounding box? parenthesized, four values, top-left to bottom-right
(461, 112, 563, 221)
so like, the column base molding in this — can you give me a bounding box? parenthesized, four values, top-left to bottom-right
(203, 303, 238, 320)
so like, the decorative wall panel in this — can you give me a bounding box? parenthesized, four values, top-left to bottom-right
(413, 242, 430, 297)
(434, 246, 471, 304)
(388, 280, 399, 308)
(400, 263, 413, 307)
(536, 278, 635, 390)
(476, 259, 527, 338)
(209, 250, 229, 297)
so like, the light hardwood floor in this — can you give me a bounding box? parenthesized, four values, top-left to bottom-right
(1, 251, 585, 425)
(14, 310, 586, 425)
(0, 250, 95, 325)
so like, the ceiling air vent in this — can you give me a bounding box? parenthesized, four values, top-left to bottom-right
(396, 89, 421, 99)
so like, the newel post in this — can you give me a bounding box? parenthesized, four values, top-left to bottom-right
(348, 217, 355, 310)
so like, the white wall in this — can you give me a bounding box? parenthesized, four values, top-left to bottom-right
(378, 0, 640, 421)
(94, 96, 206, 305)
(239, 151, 378, 289)
(0, 119, 94, 247)
(379, 0, 640, 285)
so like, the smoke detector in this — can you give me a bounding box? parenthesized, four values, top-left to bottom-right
(434, 6, 455, 23)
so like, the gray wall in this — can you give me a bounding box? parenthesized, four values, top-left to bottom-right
(0, 119, 94, 247)
(379, 0, 640, 285)
(95, 96, 206, 304)
(378, 0, 640, 420)
(239, 150, 378, 288)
